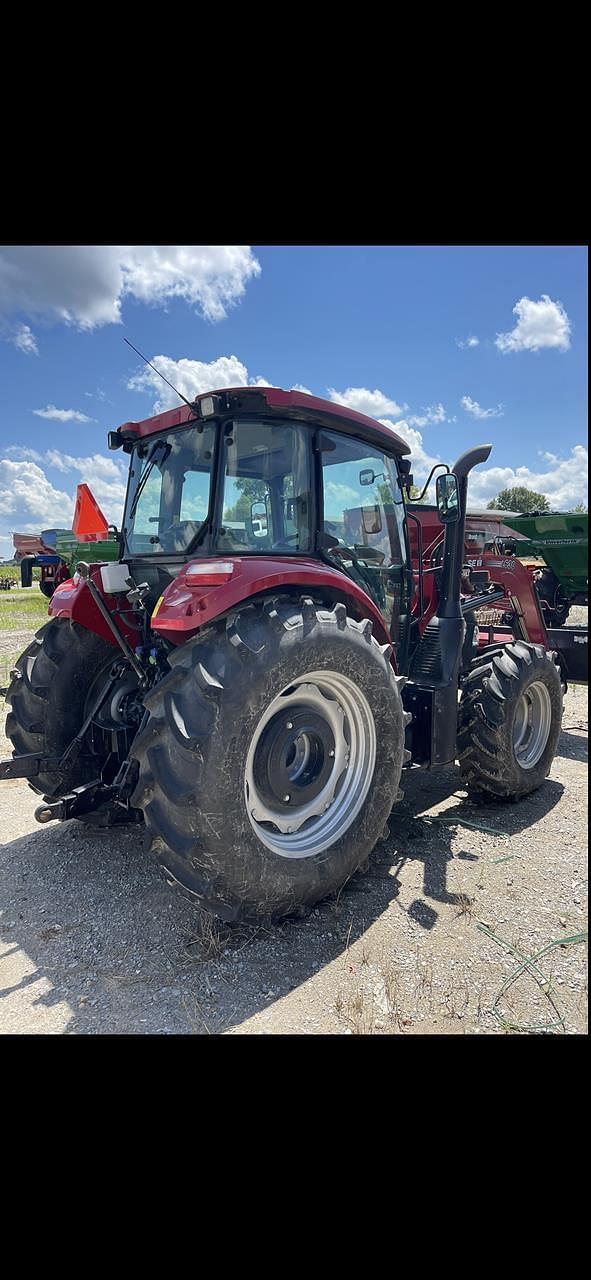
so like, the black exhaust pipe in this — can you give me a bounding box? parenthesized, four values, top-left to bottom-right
(411, 445, 492, 766)
(439, 444, 493, 621)
(431, 444, 493, 690)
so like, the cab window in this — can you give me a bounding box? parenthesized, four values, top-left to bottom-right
(321, 431, 409, 647)
(216, 420, 313, 554)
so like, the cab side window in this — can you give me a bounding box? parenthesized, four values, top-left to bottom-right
(321, 432, 408, 644)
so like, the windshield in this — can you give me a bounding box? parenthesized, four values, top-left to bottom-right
(123, 423, 216, 556)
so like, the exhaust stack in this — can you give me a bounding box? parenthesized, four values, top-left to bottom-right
(410, 444, 493, 767)
(438, 444, 493, 620)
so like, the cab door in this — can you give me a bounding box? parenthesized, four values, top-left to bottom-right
(319, 431, 411, 667)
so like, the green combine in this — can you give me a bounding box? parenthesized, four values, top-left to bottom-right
(505, 511, 588, 627)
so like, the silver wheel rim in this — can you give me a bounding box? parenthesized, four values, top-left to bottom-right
(512, 680, 552, 769)
(244, 669, 377, 859)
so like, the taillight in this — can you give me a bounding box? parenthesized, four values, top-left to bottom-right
(185, 561, 234, 586)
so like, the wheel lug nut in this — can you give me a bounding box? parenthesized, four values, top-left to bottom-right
(283, 794, 290, 803)
(286, 721, 293, 730)
(329, 749, 335, 757)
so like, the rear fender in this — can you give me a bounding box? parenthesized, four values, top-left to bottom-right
(151, 556, 394, 651)
(48, 565, 138, 648)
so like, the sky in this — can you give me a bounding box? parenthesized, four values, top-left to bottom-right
(0, 244, 587, 558)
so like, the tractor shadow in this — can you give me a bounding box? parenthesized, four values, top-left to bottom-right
(381, 765, 565, 927)
(554, 730, 588, 764)
(0, 763, 565, 1036)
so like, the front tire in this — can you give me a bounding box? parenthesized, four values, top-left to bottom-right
(458, 641, 562, 801)
(131, 598, 408, 923)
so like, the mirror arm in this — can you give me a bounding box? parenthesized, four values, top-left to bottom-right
(412, 462, 450, 503)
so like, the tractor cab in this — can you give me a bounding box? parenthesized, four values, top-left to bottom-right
(116, 388, 415, 667)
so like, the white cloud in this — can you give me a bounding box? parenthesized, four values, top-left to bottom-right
(12, 322, 38, 354)
(44, 450, 123, 480)
(5, 445, 42, 462)
(495, 294, 571, 353)
(461, 395, 504, 420)
(380, 419, 441, 489)
(467, 445, 588, 510)
(0, 448, 128, 536)
(127, 354, 315, 413)
(85, 388, 110, 403)
(408, 403, 448, 428)
(128, 354, 252, 414)
(33, 404, 96, 423)
(456, 335, 479, 349)
(0, 458, 75, 529)
(44, 451, 127, 523)
(0, 245, 261, 329)
(378, 421, 587, 509)
(328, 387, 406, 419)
(325, 480, 360, 506)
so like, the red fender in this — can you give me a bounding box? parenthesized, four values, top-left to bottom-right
(151, 556, 395, 655)
(48, 566, 138, 648)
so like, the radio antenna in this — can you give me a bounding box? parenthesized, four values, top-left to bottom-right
(124, 338, 197, 413)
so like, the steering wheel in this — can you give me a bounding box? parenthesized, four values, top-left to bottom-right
(159, 521, 201, 552)
(272, 534, 299, 549)
(329, 540, 365, 570)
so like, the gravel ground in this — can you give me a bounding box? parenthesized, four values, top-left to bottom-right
(0, 608, 587, 1036)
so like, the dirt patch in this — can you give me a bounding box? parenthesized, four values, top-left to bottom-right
(0, 610, 587, 1036)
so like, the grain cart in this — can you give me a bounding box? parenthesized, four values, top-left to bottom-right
(1, 388, 564, 922)
(501, 511, 588, 627)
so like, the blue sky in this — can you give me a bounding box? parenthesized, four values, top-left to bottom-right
(0, 244, 587, 557)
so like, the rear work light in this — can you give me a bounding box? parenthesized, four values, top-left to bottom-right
(199, 395, 220, 418)
(185, 561, 234, 585)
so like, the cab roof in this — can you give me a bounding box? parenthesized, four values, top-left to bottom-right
(117, 386, 411, 456)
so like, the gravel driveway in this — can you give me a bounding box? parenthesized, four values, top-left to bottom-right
(1, 612, 587, 1036)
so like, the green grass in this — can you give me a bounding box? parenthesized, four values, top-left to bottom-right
(0, 594, 50, 631)
(0, 564, 40, 581)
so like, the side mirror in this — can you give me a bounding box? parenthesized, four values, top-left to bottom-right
(362, 505, 382, 535)
(360, 469, 375, 486)
(250, 499, 268, 538)
(436, 473, 460, 523)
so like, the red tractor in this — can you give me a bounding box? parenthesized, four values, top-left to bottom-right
(1, 387, 565, 922)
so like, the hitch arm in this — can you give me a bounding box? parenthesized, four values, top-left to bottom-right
(0, 754, 63, 781)
(34, 780, 112, 823)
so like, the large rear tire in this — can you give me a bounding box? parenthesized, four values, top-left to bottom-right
(5, 619, 128, 823)
(458, 641, 562, 801)
(131, 598, 409, 923)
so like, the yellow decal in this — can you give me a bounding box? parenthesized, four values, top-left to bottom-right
(152, 595, 164, 619)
